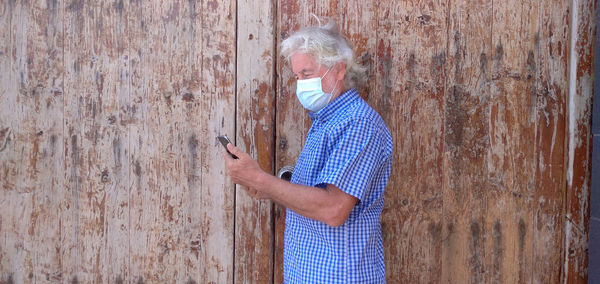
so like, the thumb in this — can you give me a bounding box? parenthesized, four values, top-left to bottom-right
(226, 143, 242, 156)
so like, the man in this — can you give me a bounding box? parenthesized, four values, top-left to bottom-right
(223, 18, 393, 283)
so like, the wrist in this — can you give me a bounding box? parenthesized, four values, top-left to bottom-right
(251, 169, 269, 191)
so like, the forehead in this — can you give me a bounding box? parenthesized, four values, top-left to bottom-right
(290, 52, 319, 74)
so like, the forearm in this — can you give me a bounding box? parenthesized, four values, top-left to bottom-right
(250, 172, 346, 226)
(222, 143, 355, 226)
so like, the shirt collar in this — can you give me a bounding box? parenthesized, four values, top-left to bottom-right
(309, 89, 359, 122)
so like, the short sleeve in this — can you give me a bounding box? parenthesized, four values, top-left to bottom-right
(315, 118, 385, 200)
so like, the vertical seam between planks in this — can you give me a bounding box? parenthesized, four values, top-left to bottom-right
(531, 2, 541, 283)
(60, 0, 66, 279)
(271, 0, 279, 283)
(233, 0, 238, 282)
(489, 2, 494, 283)
(127, 2, 133, 282)
(442, 0, 451, 281)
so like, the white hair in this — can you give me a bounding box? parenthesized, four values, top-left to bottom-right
(280, 16, 367, 89)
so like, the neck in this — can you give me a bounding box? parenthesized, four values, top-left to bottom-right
(329, 83, 347, 102)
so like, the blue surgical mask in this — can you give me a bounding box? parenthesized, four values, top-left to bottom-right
(295, 67, 338, 112)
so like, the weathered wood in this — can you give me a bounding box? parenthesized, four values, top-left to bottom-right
(127, 1, 151, 281)
(564, 0, 596, 282)
(442, 1, 493, 283)
(0, 0, 65, 282)
(101, 0, 132, 281)
(235, 0, 276, 283)
(0, 1, 17, 280)
(126, 1, 167, 282)
(487, 1, 539, 283)
(533, 1, 571, 283)
(28, 0, 66, 282)
(151, 1, 197, 280)
(63, 1, 94, 281)
(139, 1, 236, 282)
(194, 0, 237, 281)
(64, 1, 127, 282)
(0, 1, 595, 283)
(374, 1, 446, 282)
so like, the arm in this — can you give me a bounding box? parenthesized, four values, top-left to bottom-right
(223, 143, 357, 227)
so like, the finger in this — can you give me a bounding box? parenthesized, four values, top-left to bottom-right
(222, 148, 233, 164)
(226, 143, 243, 157)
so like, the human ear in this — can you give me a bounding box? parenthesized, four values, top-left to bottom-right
(335, 61, 347, 80)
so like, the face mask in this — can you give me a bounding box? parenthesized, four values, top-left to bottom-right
(295, 67, 338, 112)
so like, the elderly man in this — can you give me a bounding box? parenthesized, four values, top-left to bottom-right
(223, 18, 393, 283)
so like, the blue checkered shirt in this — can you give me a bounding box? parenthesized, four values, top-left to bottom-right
(284, 89, 393, 283)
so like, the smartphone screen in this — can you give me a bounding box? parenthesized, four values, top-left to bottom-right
(217, 135, 238, 159)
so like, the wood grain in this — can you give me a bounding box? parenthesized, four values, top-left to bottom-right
(0, 1, 595, 283)
(0, 2, 17, 282)
(533, 1, 571, 283)
(141, 1, 236, 282)
(127, 1, 155, 282)
(235, 0, 276, 283)
(374, 1, 446, 282)
(1, 0, 66, 282)
(442, 1, 493, 283)
(194, 0, 237, 281)
(487, 1, 539, 283)
(564, 0, 596, 282)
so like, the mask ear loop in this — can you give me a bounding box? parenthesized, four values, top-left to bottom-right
(321, 64, 339, 96)
(328, 79, 339, 96)
(320, 65, 333, 80)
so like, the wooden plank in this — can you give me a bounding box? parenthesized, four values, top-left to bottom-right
(63, 1, 130, 282)
(0, 0, 66, 281)
(235, 0, 276, 283)
(374, 1, 447, 282)
(532, 1, 571, 282)
(140, 0, 236, 282)
(143, 2, 183, 280)
(195, 0, 236, 282)
(137, 1, 233, 281)
(564, 0, 596, 282)
(100, 0, 132, 281)
(144, 2, 197, 280)
(62, 0, 88, 281)
(127, 1, 160, 282)
(486, 1, 539, 283)
(0, 0, 14, 279)
(442, 1, 493, 283)
(23, 0, 66, 282)
(0, 0, 21, 281)
(0, 0, 43, 281)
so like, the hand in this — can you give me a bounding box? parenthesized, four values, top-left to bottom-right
(222, 143, 269, 199)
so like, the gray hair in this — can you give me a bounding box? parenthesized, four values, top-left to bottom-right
(280, 17, 367, 89)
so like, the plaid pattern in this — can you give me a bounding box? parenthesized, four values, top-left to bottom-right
(284, 89, 393, 283)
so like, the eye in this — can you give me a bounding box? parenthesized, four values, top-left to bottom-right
(302, 72, 314, 79)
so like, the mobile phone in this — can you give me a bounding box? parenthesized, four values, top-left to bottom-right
(217, 135, 238, 159)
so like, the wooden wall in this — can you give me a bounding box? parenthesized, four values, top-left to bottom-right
(0, 0, 595, 283)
